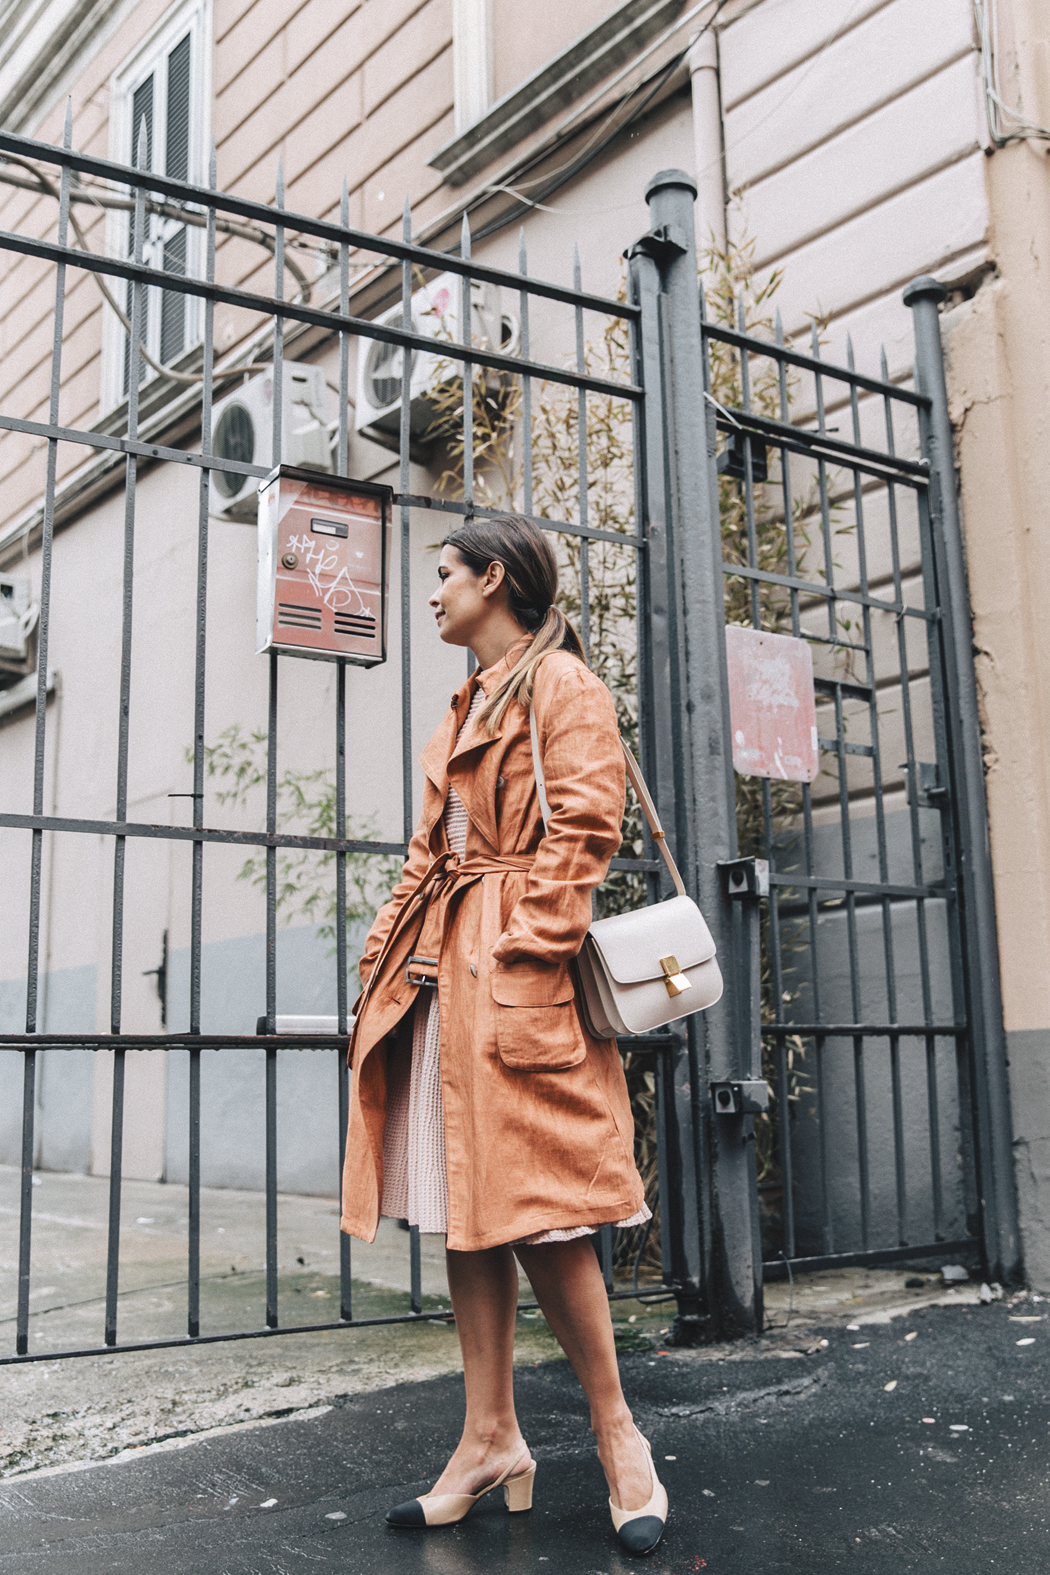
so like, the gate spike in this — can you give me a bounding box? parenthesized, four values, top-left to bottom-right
(402, 194, 411, 241)
(275, 157, 285, 208)
(209, 140, 217, 189)
(341, 177, 348, 227)
(880, 344, 889, 382)
(846, 332, 856, 371)
(518, 226, 527, 274)
(573, 242, 582, 291)
(775, 306, 784, 346)
(136, 115, 148, 170)
(737, 289, 746, 333)
(810, 319, 821, 357)
(460, 211, 471, 261)
(63, 96, 72, 148)
(698, 278, 707, 321)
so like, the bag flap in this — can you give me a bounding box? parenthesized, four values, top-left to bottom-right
(491, 962, 575, 1007)
(586, 895, 716, 985)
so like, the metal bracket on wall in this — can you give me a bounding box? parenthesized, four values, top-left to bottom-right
(718, 857, 770, 898)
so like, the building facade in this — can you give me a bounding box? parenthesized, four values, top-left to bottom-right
(1, 0, 1049, 1283)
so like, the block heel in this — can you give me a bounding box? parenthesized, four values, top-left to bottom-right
(503, 1461, 536, 1512)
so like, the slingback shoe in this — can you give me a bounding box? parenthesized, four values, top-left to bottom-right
(385, 1451, 536, 1528)
(608, 1428, 668, 1557)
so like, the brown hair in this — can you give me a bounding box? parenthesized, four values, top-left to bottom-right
(441, 514, 586, 734)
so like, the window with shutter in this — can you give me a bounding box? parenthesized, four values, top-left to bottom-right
(111, 2, 210, 410)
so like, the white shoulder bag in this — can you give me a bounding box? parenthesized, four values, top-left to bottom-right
(529, 707, 724, 1040)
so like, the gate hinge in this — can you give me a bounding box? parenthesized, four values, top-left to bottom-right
(624, 224, 688, 267)
(718, 857, 770, 897)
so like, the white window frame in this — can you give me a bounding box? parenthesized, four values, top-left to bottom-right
(102, 0, 212, 412)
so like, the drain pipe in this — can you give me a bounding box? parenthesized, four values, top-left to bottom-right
(687, 27, 726, 266)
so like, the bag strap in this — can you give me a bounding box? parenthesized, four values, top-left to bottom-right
(528, 705, 687, 899)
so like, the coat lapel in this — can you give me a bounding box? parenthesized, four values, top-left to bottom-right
(428, 637, 529, 851)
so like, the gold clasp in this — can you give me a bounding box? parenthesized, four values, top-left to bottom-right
(660, 955, 691, 998)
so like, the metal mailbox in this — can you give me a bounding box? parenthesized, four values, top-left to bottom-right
(256, 466, 392, 666)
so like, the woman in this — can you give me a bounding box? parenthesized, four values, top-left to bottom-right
(340, 514, 668, 1556)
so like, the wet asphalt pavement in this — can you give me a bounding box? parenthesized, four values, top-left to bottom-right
(2, 1296, 1048, 1573)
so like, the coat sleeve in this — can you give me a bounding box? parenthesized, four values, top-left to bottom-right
(490, 658, 625, 969)
(358, 810, 432, 987)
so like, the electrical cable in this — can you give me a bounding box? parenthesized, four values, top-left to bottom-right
(974, 0, 1050, 147)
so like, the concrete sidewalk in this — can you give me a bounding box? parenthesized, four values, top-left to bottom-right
(3, 1292, 1049, 1572)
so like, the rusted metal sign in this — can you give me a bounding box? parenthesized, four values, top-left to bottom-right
(725, 624, 819, 782)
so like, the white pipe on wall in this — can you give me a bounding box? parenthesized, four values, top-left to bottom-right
(687, 27, 726, 264)
(453, 0, 493, 133)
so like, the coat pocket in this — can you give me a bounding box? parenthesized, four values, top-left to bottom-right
(490, 962, 586, 1071)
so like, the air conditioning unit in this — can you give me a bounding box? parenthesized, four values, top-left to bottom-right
(0, 575, 39, 679)
(355, 272, 517, 454)
(210, 362, 332, 522)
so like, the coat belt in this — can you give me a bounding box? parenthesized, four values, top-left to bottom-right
(403, 851, 535, 985)
(356, 849, 536, 1017)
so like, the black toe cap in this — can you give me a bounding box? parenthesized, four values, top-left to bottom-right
(385, 1498, 427, 1528)
(616, 1514, 666, 1556)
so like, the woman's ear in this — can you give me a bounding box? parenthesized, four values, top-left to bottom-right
(480, 560, 506, 599)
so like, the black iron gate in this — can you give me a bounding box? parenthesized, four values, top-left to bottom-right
(625, 172, 1020, 1321)
(0, 124, 690, 1365)
(0, 133, 1019, 1365)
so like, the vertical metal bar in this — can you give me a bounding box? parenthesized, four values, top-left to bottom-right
(338, 1048, 352, 1320)
(598, 1224, 614, 1293)
(813, 326, 869, 1252)
(637, 169, 757, 1338)
(881, 353, 943, 1237)
(460, 215, 474, 514)
(737, 294, 761, 628)
(104, 117, 149, 1348)
(15, 1047, 37, 1356)
(401, 200, 414, 844)
(573, 246, 590, 661)
(263, 162, 285, 1331)
(337, 182, 350, 481)
(847, 338, 906, 1244)
(335, 658, 351, 1314)
(409, 1224, 422, 1315)
(461, 215, 474, 681)
(904, 275, 1019, 1281)
(519, 230, 533, 517)
(628, 236, 707, 1329)
(17, 100, 73, 1358)
(334, 183, 352, 1321)
(104, 1048, 126, 1345)
(187, 143, 216, 1341)
(810, 325, 837, 645)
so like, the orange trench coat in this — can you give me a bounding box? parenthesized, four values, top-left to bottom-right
(339, 642, 646, 1251)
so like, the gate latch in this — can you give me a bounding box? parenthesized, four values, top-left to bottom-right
(711, 1079, 770, 1115)
(718, 857, 770, 898)
(902, 761, 948, 809)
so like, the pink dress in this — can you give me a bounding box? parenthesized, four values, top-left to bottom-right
(381, 683, 651, 1244)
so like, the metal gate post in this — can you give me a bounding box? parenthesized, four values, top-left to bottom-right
(630, 169, 762, 1339)
(904, 276, 1022, 1284)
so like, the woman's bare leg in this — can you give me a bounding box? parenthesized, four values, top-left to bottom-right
(430, 1244, 531, 1496)
(515, 1238, 653, 1512)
